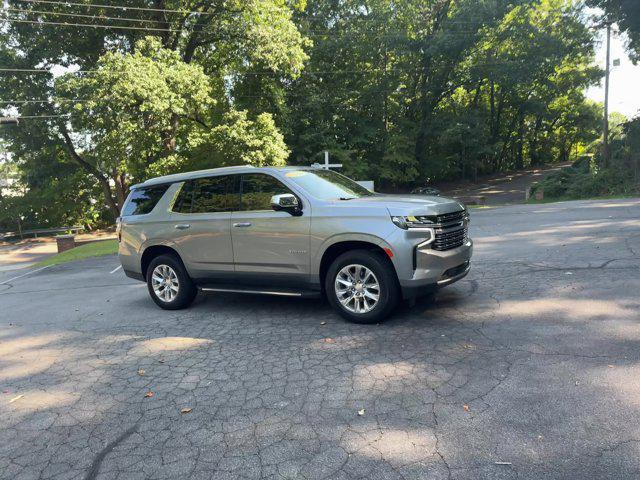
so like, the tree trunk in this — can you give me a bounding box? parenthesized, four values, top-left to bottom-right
(529, 116, 543, 166)
(60, 129, 121, 220)
(515, 114, 525, 170)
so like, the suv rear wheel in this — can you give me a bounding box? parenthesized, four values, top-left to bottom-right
(146, 254, 197, 310)
(325, 249, 399, 323)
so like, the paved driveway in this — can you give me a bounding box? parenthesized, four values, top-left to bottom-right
(1, 199, 639, 480)
(441, 163, 569, 205)
(0, 241, 58, 271)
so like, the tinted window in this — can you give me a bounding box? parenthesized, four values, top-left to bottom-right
(172, 181, 194, 213)
(121, 185, 169, 216)
(240, 174, 294, 211)
(173, 176, 238, 213)
(282, 169, 373, 200)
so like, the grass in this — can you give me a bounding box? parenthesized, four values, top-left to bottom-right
(35, 239, 118, 267)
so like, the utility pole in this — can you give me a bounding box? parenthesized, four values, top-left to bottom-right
(603, 22, 611, 169)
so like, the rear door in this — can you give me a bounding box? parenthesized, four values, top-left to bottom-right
(170, 175, 238, 279)
(230, 173, 311, 286)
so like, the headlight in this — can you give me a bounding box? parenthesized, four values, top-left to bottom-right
(391, 215, 436, 230)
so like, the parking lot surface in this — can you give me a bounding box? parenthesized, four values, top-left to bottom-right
(1, 198, 639, 480)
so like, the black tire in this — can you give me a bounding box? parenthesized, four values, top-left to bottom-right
(146, 254, 197, 310)
(325, 249, 400, 324)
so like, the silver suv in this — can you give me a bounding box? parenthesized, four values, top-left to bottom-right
(117, 166, 472, 323)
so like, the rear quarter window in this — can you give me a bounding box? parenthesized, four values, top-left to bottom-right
(121, 185, 170, 216)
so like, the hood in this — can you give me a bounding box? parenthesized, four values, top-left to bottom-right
(340, 194, 466, 216)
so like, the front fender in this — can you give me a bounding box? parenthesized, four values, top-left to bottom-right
(311, 233, 400, 284)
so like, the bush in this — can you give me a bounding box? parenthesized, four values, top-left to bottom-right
(531, 155, 640, 201)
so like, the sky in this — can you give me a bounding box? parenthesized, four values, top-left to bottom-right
(586, 27, 640, 120)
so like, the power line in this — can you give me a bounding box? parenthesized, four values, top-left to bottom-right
(1, 114, 72, 120)
(0, 67, 96, 73)
(0, 59, 536, 77)
(12, 0, 215, 15)
(2, 111, 238, 122)
(15, 0, 504, 23)
(4, 6, 196, 25)
(0, 15, 488, 37)
(4, 4, 523, 36)
(0, 98, 85, 104)
(19, 114, 71, 118)
(0, 15, 182, 32)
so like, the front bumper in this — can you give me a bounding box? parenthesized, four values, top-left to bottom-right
(436, 260, 471, 286)
(397, 239, 473, 299)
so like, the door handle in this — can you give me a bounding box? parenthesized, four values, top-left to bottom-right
(233, 222, 252, 228)
(174, 224, 191, 230)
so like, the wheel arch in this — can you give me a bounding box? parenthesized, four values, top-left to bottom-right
(317, 235, 399, 289)
(140, 244, 182, 280)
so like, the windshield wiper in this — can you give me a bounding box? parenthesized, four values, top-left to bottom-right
(339, 197, 356, 201)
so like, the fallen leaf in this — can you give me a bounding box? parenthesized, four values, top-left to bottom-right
(607, 365, 614, 368)
(322, 338, 335, 343)
(9, 394, 24, 404)
(357, 408, 365, 416)
(181, 407, 192, 414)
(463, 405, 470, 412)
(137, 369, 145, 376)
(144, 392, 154, 398)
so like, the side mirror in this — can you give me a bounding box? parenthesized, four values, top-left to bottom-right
(271, 193, 302, 216)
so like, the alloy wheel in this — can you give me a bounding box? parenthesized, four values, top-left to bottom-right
(334, 264, 380, 314)
(151, 264, 179, 302)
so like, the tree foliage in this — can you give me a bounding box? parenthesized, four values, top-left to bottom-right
(587, 0, 640, 62)
(0, 0, 612, 228)
(1, 0, 306, 221)
(280, 0, 602, 188)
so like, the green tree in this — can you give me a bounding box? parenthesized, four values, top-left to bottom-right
(282, 0, 600, 188)
(56, 37, 216, 217)
(1, 0, 307, 221)
(587, 0, 640, 62)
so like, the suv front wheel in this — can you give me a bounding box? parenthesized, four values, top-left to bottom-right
(146, 254, 198, 310)
(325, 249, 399, 323)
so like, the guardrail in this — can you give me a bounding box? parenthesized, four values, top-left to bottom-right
(0, 226, 84, 240)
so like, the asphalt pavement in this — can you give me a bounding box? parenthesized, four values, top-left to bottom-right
(1, 198, 639, 480)
(441, 163, 569, 205)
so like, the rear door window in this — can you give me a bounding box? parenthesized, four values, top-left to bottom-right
(173, 175, 238, 214)
(121, 185, 170, 216)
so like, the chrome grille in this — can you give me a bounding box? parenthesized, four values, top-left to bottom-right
(432, 210, 467, 251)
(435, 210, 466, 225)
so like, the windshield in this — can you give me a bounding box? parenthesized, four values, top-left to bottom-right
(282, 169, 374, 200)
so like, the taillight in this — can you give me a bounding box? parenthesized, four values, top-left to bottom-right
(115, 217, 122, 243)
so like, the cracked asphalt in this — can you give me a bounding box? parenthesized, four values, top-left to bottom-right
(1, 198, 639, 480)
